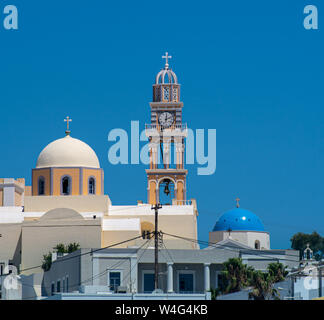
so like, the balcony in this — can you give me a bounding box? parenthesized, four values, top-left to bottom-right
(145, 123, 187, 137)
(171, 199, 192, 205)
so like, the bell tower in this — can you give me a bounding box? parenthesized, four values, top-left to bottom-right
(145, 53, 188, 205)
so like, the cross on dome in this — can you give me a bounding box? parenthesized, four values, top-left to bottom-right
(235, 197, 240, 208)
(64, 116, 72, 136)
(162, 52, 172, 69)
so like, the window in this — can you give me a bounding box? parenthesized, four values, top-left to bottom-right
(51, 283, 55, 296)
(109, 271, 121, 292)
(163, 86, 170, 101)
(61, 176, 71, 195)
(0, 264, 4, 275)
(177, 271, 195, 293)
(57, 280, 61, 293)
(66, 276, 69, 292)
(217, 274, 222, 289)
(38, 177, 45, 195)
(179, 274, 193, 293)
(255, 240, 260, 250)
(143, 272, 155, 293)
(62, 278, 65, 293)
(88, 177, 95, 195)
(172, 87, 178, 101)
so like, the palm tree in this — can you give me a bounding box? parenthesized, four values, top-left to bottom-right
(54, 243, 66, 254)
(41, 252, 52, 271)
(267, 262, 288, 283)
(248, 271, 280, 300)
(222, 258, 254, 293)
(67, 242, 80, 253)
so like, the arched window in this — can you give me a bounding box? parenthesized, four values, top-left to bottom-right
(61, 176, 71, 195)
(88, 177, 96, 195)
(38, 177, 45, 195)
(255, 240, 260, 250)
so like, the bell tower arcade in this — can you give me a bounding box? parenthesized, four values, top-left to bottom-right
(145, 53, 188, 205)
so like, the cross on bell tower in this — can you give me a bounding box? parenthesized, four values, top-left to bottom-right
(162, 52, 172, 69)
(145, 53, 188, 205)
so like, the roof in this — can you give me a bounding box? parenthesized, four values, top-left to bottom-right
(213, 207, 266, 232)
(36, 135, 100, 169)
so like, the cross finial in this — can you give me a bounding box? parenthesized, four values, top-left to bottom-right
(64, 116, 72, 136)
(235, 197, 240, 208)
(162, 52, 172, 69)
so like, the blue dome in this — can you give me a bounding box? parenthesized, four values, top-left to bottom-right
(213, 208, 265, 232)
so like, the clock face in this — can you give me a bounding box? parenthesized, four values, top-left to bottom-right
(159, 112, 174, 128)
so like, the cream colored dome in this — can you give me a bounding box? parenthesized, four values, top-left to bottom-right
(36, 135, 100, 169)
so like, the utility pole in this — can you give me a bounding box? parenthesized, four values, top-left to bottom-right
(152, 203, 162, 290)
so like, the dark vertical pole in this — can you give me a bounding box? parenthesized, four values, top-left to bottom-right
(319, 267, 322, 298)
(152, 203, 162, 290)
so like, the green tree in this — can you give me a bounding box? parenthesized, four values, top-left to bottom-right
(290, 231, 324, 260)
(41, 252, 52, 272)
(267, 262, 288, 283)
(54, 243, 66, 254)
(67, 242, 80, 253)
(41, 242, 80, 271)
(249, 262, 288, 300)
(209, 287, 221, 300)
(222, 258, 254, 293)
(248, 271, 280, 300)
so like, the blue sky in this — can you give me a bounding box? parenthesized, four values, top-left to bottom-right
(0, 0, 323, 249)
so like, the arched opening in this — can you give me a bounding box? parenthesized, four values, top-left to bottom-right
(141, 222, 154, 240)
(158, 178, 175, 205)
(254, 240, 260, 250)
(61, 176, 71, 195)
(38, 177, 45, 195)
(88, 177, 96, 195)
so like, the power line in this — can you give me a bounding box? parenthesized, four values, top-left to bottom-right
(20, 238, 154, 300)
(20, 239, 154, 300)
(18, 234, 144, 273)
(122, 237, 153, 291)
(161, 231, 301, 264)
(15, 231, 301, 299)
(161, 240, 175, 264)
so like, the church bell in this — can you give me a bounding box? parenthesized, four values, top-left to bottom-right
(164, 180, 170, 196)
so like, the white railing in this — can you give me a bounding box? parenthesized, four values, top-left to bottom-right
(172, 199, 192, 206)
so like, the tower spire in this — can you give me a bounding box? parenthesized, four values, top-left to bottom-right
(235, 197, 240, 208)
(146, 53, 186, 206)
(64, 116, 72, 136)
